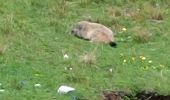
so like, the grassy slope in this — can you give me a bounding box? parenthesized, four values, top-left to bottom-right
(0, 0, 170, 99)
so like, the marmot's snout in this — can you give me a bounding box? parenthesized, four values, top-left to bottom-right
(71, 28, 77, 35)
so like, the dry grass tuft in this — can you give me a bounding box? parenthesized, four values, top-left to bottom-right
(107, 7, 121, 18)
(80, 52, 96, 64)
(0, 45, 7, 55)
(133, 27, 152, 43)
(79, 0, 91, 7)
(132, 3, 165, 22)
(150, 9, 164, 21)
(1, 14, 15, 35)
(48, 0, 70, 17)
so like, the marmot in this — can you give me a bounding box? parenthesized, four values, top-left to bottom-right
(71, 21, 117, 47)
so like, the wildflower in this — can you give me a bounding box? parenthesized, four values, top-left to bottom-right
(123, 59, 127, 63)
(58, 85, 75, 94)
(159, 64, 165, 68)
(0, 89, 5, 92)
(148, 60, 152, 63)
(139, 56, 142, 58)
(34, 83, 41, 87)
(132, 57, 135, 61)
(109, 68, 113, 72)
(140, 56, 146, 60)
(63, 54, 69, 59)
(122, 27, 127, 31)
(69, 67, 73, 71)
(142, 57, 146, 60)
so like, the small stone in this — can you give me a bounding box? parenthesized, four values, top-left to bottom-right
(58, 85, 75, 94)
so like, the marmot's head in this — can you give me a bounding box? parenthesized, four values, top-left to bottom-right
(71, 21, 89, 37)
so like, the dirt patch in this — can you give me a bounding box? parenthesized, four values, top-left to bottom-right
(102, 90, 170, 100)
(102, 91, 122, 100)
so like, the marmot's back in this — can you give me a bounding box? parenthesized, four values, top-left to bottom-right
(71, 21, 117, 47)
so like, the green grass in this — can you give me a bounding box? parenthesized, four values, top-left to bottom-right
(0, 0, 170, 99)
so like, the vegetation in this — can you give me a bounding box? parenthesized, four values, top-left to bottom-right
(0, 0, 170, 99)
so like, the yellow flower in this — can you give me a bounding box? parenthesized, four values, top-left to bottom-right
(122, 28, 127, 31)
(132, 57, 135, 61)
(140, 56, 146, 60)
(123, 59, 127, 63)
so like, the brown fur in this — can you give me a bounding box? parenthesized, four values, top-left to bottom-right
(71, 21, 116, 47)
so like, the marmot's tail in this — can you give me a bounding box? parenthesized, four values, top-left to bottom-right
(109, 42, 117, 48)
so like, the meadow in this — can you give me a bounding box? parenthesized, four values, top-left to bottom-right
(0, 0, 170, 99)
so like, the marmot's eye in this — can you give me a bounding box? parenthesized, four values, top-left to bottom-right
(71, 30, 74, 33)
(78, 26, 83, 30)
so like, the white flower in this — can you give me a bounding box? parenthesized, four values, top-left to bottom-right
(123, 59, 127, 63)
(63, 54, 69, 59)
(34, 83, 41, 87)
(69, 67, 73, 70)
(148, 60, 152, 63)
(0, 89, 5, 92)
(58, 85, 75, 94)
(109, 68, 113, 72)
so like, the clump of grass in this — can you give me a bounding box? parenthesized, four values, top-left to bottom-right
(0, 45, 7, 55)
(144, 3, 164, 21)
(150, 8, 164, 21)
(80, 52, 96, 64)
(65, 72, 88, 83)
(48, 0, 69, 17)
(107, 7, 121, 18)
(1, 14, 15, 35)
(133, 27, 152, 43)
(64, 67, 89, 83)
(10, 79, 24, 90)
(79, 0, 91, 8)
(149, 1, 166, 21)
(93, 0, 106, 4)
(132, 3, 165, 22)
(122, 7, 140, 18)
